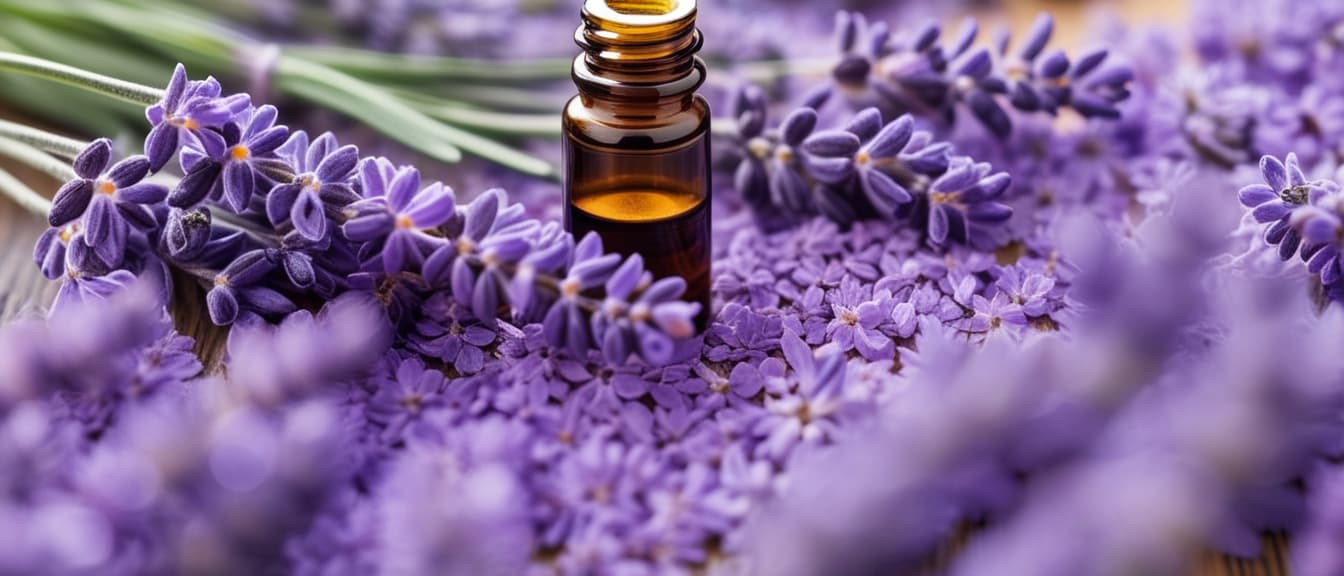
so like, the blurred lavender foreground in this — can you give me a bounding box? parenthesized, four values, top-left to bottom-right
(2, 0, 1344, 575)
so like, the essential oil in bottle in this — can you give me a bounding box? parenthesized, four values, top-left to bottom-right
(563, 0, 712, 331)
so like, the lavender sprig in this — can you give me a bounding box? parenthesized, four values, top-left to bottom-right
(828, 12, 1133, 138)
(33, 63, 702, 366)
(733, 89, 1012, 248)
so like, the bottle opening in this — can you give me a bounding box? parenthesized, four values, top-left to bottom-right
(606, 0, 676, 16)
(584, 0, 693, 25)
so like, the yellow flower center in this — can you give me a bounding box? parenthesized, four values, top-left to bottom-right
(395, 214, 415, 229)
(629, 303, 651, 323)
(456, 237, 476, 255)
(930, 191, 959, 205)
(481, 249, 499, 269)
(58, 223, 79, 243)
(561, 278, 582, 299)
(748, 137, 772, 159)
(97, 180, 117, 196)
(230, 146, 251, 161)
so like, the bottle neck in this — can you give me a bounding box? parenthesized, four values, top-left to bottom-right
(573, 0, 704, 109)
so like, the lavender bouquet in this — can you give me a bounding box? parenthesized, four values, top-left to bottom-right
(1, 0, 1344, 575)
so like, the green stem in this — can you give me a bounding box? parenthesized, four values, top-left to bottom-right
(0, 51, 164, 105)
(402, 99, 562, 139)
(276, 56, 557, 180)
(0, 15, 169, 86)
(286, 46, 573, 84)
(213, 211, 281, 248)
(0, 119, 87, 158)
(0, 165, 53, 218)
(0, 136, 77, 181)
(431, 85, 567, 114)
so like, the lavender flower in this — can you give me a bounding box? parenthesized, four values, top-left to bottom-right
(923, 156, 1013, 246)
(1238, 154, 1315, 261)
(145, 63, 250, 172)
(48, 139, 165, 267)
(364, 353, 447, 442)
(590, 254, 700, 365)
(1283, 180, 1344, 290)
(266, 131, 360, 241)
(32, 222, 80, 280)
(825, 276, 895, 361)
(343, 159, 456, 274)
(752, 330, 850, 461)
(406, 295, 496, 376)
(173, 104, 290, 212)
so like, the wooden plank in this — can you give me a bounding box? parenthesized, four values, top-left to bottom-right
(0, 168, 53, 320)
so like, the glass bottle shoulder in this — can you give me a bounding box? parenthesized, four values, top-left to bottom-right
(563, 94, 710, 150)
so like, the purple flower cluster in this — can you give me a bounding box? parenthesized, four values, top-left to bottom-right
(34, 64, 701, 366)
(732, 91, 1014, 247)
(826, 12, 1133, 138)
(744, 187, 1344, 574)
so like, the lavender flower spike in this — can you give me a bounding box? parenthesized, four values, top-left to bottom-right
(731, 96, 1009, 248)
(826, 11, 1132, 136)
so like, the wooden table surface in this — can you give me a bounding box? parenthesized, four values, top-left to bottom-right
(0, 0, 1297, 572)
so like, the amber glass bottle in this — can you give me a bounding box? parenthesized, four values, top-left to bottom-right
(563, 0, 711, 330)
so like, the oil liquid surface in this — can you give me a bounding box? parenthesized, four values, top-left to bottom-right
(572, 189, 700, 222)
(568, 188, 710, 329)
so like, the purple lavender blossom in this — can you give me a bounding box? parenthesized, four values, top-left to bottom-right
(173, 104, 290, 212)
(364, 353, 447, 443)
(752, 330, 849, 461)
(343, 159, 456, 274)
(825, 275, 895, 361)
(48, 139, 166, 268)
(923, 156, 1013, 247)
(406, 294, 496, 375)
(1238, 154, 1315, 261)
(46, 62, 709, 364)
(145, 63, 251, 172)
(266, 131, 360, 241)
